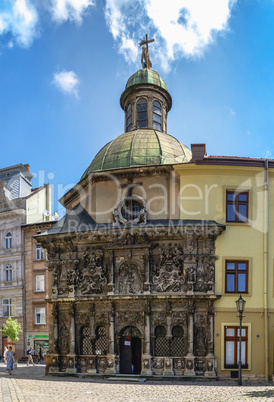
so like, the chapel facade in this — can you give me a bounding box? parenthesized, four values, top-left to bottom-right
(37, 46, 226, 377)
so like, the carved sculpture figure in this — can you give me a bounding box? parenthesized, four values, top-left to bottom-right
(119, 262, 143, 294)
(141, 45, 152, 69)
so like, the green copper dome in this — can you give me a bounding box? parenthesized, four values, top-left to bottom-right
(125, 69, 168, 92)
(81, 130, 191, 179)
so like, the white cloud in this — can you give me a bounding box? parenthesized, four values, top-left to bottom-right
(0, 0, 39, 47)
(52, 70, 80, 98)
(49, 0, 94, 24)
(229, 108, 236, 115)
(0, 0, 94, 49)
(105, 0, 237, 70)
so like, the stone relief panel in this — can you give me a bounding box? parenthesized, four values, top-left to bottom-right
(58, 308, 72, 355)
(151, 244, 185, 292)
(76, 249, 108, 295)
(194, 313, 208, 357)
(118, 262, 144, 294)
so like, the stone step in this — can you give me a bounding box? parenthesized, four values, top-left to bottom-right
(107, 376, 147, 382)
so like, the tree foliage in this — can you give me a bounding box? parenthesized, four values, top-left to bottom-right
(1, 317, 22, 342)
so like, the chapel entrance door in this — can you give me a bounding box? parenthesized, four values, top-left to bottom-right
(119, 326, 141, 374)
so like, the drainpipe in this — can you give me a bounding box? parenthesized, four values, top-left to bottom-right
(263, 159, 269, 381)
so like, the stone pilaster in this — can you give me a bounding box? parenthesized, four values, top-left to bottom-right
(184, 311, 195, 376)
(141, 302, 152, 375)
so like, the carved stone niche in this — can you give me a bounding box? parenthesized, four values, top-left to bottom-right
(117, 261, 144, 295)
(113, 195, 147, 226)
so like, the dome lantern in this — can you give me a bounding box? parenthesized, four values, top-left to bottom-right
(120, 35, 172, 134)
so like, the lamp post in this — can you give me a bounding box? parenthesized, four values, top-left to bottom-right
(236, 295, 246, 386)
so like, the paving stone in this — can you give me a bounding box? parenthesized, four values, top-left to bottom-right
(0, 363, 273, 401)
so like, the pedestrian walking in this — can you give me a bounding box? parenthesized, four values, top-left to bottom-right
(3, 346, 8, 364)
(6, 346, 14, 375)
(39, 348, 43, 363)
(27, 347, 35, 366)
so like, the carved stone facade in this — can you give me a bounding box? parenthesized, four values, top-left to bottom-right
(39, 223, 224, 377)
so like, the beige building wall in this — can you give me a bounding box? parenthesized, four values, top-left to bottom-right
(174, 163, 272, 380)
(23, 223, 53, 356)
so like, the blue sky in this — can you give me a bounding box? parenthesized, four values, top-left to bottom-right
(0, 0, 274, 215)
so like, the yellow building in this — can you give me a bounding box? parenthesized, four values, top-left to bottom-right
(174, 147, 273, 380)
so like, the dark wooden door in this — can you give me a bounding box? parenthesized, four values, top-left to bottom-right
(131, 337, 141, 374)
(119, 337, 132, 374)
(119, 336, 141, 374)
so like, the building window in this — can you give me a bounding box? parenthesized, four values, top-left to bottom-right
(35, 275, 45, 291)
(153, 100, 162, 131)
(170, 326, 185, 357)
(126, 103, 132, 132)
(136, 98, 147, 128)
(4, 264, 12, 282)
(154, 326, 169, 356)
(5, 232, 12, 249)
(224, 326, 248, 368)
(81, 326, 94, 355)
(225, 261, 248, 293)
(2, 299, 15, 317)
(95, 326, 107, 355)
(35, 244, 44, 260)
(35, 307, 46, 324)
(226, 191, 248, 223)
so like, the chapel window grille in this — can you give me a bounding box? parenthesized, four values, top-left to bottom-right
(136, 98, 147, 128)
(95, 326, 107, 355)
(126, 103, 132, 132)
(154, 326, 169, 356)
(81, 326, 94, 355)
(153, 100, 162, 131)
(170, 326, 184, 357)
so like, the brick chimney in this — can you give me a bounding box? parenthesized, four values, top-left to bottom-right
(191, 144, 206, 163)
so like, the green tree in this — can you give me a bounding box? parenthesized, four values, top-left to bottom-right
(1, 317, 22, 342)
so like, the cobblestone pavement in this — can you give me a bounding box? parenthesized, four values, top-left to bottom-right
(0, 364, 273, 401)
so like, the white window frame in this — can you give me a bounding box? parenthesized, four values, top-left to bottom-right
(35, 275, 45, 291)
(35, 307, 46, 324)
(5, 232, 12, 249)
(2, 299, 15, 317)
(35, 244, 44, 260)
(4, 264, 12, 282)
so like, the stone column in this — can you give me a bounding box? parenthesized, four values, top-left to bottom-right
(205, 310, 216, 377)
(184, 311, 195, 376)
(105, 303, 116, 375)
(66, 304, 77, 373)
(141, 302, 152, 375)
(143, 251, 150, 294)
(164, 305, 174, 376)
(107, 252, 115, 295)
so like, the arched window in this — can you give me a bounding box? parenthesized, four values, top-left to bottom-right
(95, 326, 107, 355)
(5, 232, 12, 249)
(4, 264, 12, 282)
(153, 100, 162, 131)
(35, 244, 44, 260)
(154, 326, 169, 356)
(81, 326, 94, 355)
(136, 98, 147, 128)
(126, 103, 132, 132)
(171, 326, 184, 357)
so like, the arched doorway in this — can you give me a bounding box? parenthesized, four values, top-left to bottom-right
(119, 326, 141, 374)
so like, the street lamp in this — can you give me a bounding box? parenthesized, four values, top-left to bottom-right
(236, 295, 246, 386)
